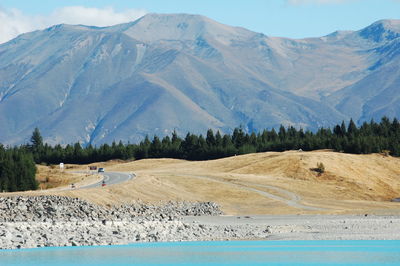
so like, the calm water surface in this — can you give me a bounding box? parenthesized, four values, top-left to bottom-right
(1, 240, 400, 265)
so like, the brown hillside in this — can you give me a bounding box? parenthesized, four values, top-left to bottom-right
(4, 151, 400, 215)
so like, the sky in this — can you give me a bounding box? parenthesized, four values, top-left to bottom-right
(0, 0, 400, 43)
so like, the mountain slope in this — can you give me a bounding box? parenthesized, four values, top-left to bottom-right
(0, 14, 399, 144)
(329, 20, 400, 121)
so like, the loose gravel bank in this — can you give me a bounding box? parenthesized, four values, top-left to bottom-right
(3, 196, 398, 250)
(0, 196, 270, 249)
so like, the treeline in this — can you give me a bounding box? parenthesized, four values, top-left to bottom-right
(1, 116, 399, 192)
(30, 117, 400, 165)
(0, 146, 37, 192)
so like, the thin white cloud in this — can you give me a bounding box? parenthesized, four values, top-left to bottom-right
(287, 0, 352, 5)
(0, 6, 147, 44)
(50, 6, 147, 27)
(0, 8, 35, 44)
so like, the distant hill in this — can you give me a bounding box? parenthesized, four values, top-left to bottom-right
(23, 151, 400, 215)
(0, 14, 399, 145)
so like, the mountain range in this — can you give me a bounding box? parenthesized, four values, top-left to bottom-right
(0, 14, 399, 145)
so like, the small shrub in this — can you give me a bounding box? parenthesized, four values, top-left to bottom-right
(311, 162, 325, 174)
(316, 162, 325, 173)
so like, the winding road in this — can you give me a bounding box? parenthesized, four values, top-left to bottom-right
(78, 172, 135, 189)
(180, 174, 327, 211)
(72, 171, 325, 211)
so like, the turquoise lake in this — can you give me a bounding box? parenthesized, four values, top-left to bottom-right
(2, 240, 400, 265)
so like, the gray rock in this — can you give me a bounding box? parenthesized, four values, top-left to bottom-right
(0, 195, 269, 250)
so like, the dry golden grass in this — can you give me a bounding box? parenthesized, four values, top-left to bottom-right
(36, 165, 88, 189)
(4, 151, 400, 215)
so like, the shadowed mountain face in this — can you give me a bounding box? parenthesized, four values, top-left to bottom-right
(0, 14, 399, 145)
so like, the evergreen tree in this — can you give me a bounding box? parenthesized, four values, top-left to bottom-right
(29, 128, 44, 163)
(347, 119, 358, 137)
(149, 136, 162, 158)
(340, 121, 347, 136)
(215, 131, 223, 147)
(30, 128, 43, 148)
(206, 129, 216, 147)
(18, 115, 400, 169)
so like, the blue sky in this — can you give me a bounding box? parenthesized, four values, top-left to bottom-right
(0, 0, 399, 43)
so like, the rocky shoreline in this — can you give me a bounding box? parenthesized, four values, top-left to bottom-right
(0, 196, 270, 249)
(2, 196, 399, 250)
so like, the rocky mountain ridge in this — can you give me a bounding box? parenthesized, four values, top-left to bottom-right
(0, 14, 399, 144)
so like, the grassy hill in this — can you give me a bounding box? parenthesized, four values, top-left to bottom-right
(5, 150, 400, 215)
